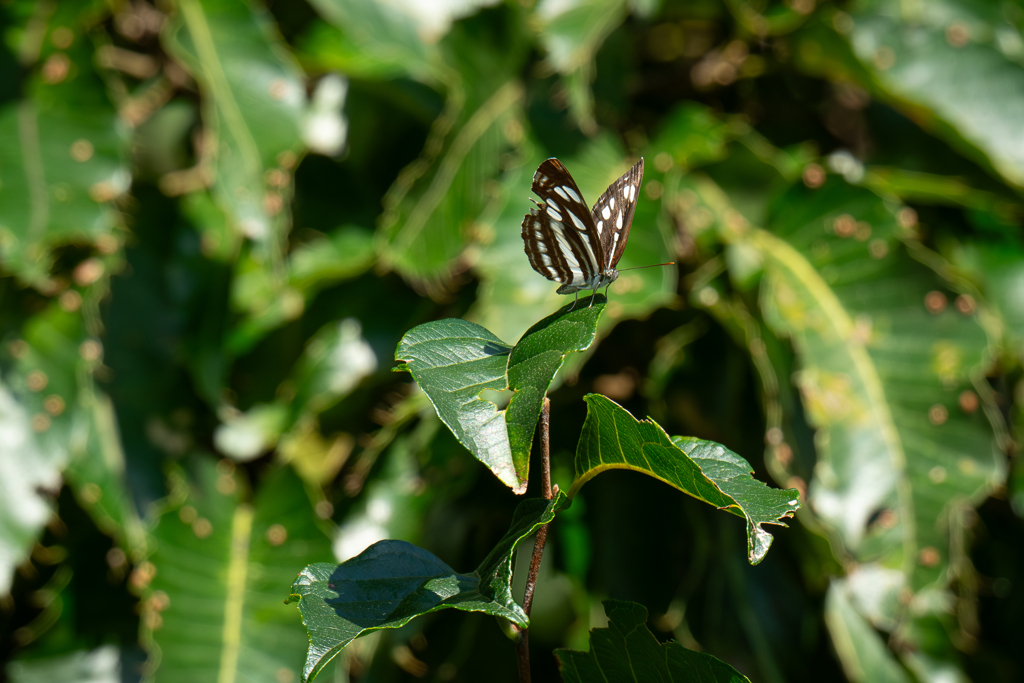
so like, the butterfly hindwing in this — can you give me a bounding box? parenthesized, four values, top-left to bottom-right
(521, 159, 602, 289)
(589, 158, 644, 270)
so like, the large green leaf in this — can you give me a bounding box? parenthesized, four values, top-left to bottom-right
(0, 18, 129, 287)
(570, 394, 800, 564)
(843, 0, 1024, 187)
(289, 491, 570, 682)
(163, 0, 306, 248)
(750, 178, 1003, 586)
(395, 301, 603, 492)
(555, 599, 752, 682)
(146, 461, 333, 683)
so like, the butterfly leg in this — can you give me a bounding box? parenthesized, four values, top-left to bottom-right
(568, 291, 579, 312)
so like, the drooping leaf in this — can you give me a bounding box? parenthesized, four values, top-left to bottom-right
(395, 301, 604, 492)
(570, 394, 799, 564)
(555, 599, 752, 682)
(290, 491, 570, 682)
(145, 461, 333, 683)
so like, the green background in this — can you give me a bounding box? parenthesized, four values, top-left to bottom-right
(1, 0, 1023, 681)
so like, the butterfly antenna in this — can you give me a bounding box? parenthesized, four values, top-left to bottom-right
(617, 262, 676, 271)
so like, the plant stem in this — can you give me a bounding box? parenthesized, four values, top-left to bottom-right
(515, 398, 553, 683)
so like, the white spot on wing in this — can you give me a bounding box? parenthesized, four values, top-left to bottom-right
(625, 184, 635, 201)
(554, 186, 571, 201)
(609, 196, 616, 209)
(547, 205, 562, 222)
(565, 187, 584, 204)
(602, 206, 611, 219)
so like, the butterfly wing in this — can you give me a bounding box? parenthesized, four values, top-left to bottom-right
(589, 158, 643, 269)
(521, 159, 603, 290)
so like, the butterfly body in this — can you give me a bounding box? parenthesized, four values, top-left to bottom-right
(521, 157, 644, 302)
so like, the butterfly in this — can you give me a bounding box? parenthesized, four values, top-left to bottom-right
(521, 157, 669, 306)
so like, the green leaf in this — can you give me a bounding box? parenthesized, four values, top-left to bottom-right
(555, 599, 752, 682)
(749, 177, 1003, 586)
(0, 35, 129, 287)
(146, 461, 333, 683)
(825, 580, 912, 683)
(570, 394, 799, 564)
(845, 0, 1024, 187)
(395, 301, 603, 492)
(290, 491, 570, 682)
(163, 0, 306, 244)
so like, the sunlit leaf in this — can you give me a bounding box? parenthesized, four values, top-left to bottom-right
(555, 599, 752, 682)
(290, 491, 570, 682)
(571, 394, 799, 564)
(395, 302, 603, 492)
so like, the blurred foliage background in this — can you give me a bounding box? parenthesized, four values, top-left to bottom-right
(1, 0, 1024, 681)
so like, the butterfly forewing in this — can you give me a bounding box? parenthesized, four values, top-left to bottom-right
(520, 159, 602, 290)
(589, 158, 643, 270)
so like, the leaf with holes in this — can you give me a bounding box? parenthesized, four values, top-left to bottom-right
(290, 491, 570, 682)
(749, 177, 1003, 586)
(570, 394, 799, 564)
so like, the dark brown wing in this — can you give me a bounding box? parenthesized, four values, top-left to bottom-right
(589, 158, 643, 269)
(520, 158, 602, 287)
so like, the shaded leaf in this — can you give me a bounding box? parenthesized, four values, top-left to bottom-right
(570, 394, 799, 564)
(555, 599, 752, 682)
(395, 302, 603, 492)
(290, 491, 570, 682)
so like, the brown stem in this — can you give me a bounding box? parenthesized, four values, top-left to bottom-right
(515, 398, 554, 683)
